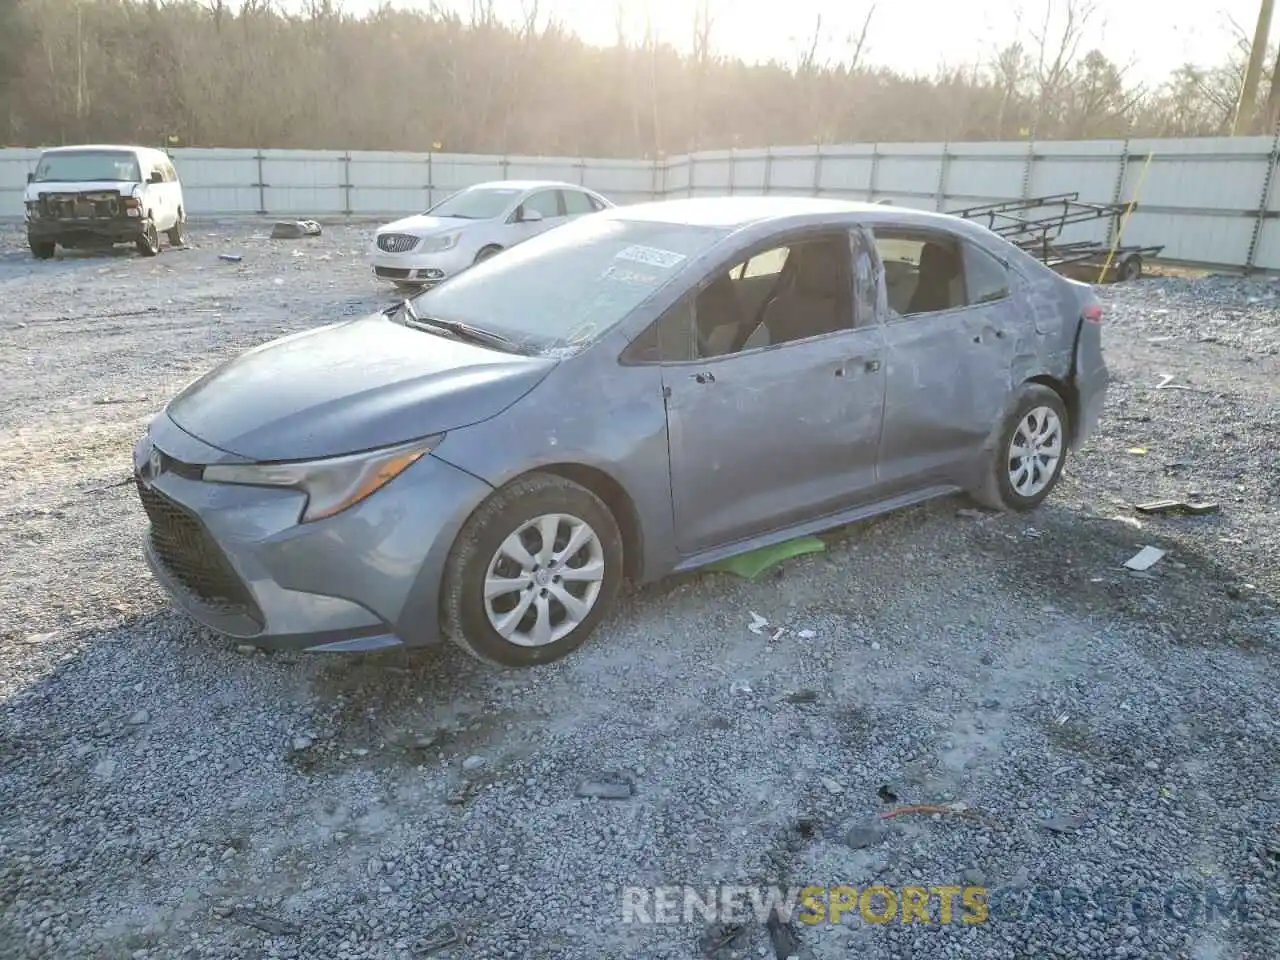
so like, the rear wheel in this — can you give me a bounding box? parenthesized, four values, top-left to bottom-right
(1116, 254, 1142, 282)
(29, 240, 55, 260)
(136, 220, 160, 257)
(972, 384, 1070, 512)
(441, 473, 623, 667)
(166, 212, 186, 247)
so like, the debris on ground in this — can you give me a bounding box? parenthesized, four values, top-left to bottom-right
(217, 254, 243, 262)
(575, 776, 634, 800)
(414, 922, 461, 954)
(1123, 545, 1166, 571)
(224, 908, 300, 936)
(700, 921, 752, 959)
(1134, 498, 1221, 516)
(746, 612, 769, 634)
(1039, 813, 1088, 834)
(705, 536, 825, 579)
(270, 219, 322, 239)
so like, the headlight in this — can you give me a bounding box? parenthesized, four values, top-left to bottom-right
(418, 232, 459, 253)
(202, 435, 443, 523)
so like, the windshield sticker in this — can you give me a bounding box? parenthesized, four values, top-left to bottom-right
(600, 263, 662, 285)
(615, 244, 687, 269)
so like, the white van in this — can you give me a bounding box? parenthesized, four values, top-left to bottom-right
(24, 144, 186, 259)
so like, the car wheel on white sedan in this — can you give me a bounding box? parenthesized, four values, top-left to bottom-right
(442, 472, 624, 667)
(474, 244, 503, 264)
(982, 383, 1070, 511)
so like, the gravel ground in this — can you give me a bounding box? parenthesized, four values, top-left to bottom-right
(0, 221, 1277, 960)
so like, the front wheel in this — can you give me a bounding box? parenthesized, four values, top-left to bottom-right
(441, 473, 624, 667)
(474, 244, 502, 264)
(136, 221, 160, 257)
(974, 384, 1070, 512)
(29, 240, 55, 260)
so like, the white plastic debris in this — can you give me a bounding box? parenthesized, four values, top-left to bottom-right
(1124, 546, 1166, 571)
(747, 612, 768, 634)
(797, 629, 817, 640)
(730, 679, 753, 695)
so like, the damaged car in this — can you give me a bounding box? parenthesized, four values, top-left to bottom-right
(133, 196, 1108, 667)
(24, 144, 186, 259)
(369, 180, 614, 289)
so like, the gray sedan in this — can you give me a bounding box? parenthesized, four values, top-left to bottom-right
(133, 196, 1109, 667)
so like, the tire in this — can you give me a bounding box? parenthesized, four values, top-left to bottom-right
(166, 213, 185, 247)
(1117, 254, 1142, 282)
(29, 240, 55, 260)
(975, 384, 1070, 512)
(474, 244, 503, 264)
(441, 472, 624, 668)
(136, 220, 160, 257)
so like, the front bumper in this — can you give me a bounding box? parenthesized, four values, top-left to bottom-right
(369, 244, 474, 285)
(28, 215, 146, 244)
(132, 414, 494, 651)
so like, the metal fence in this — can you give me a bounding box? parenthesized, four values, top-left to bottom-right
(4, 135, 1280, 271)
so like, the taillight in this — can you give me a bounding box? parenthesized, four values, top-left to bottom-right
(1082, 303, 1103, 324)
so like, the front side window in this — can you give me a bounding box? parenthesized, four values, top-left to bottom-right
(428, 186, 522, 220)
(518, 190, 562, 220)
(409, 215, 729, 354)
(633, 232, 855, 362)
(33, 150, 142, 183)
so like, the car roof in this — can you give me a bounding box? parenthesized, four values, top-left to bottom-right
(604, 195, 982, 234)
(38, 144, 157, 156)
(462, 179, 590, 192)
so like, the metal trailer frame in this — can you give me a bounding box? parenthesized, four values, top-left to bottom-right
(948, 191, 1165, 282)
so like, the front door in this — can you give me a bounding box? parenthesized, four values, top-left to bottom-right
(661, 229, 887, 556)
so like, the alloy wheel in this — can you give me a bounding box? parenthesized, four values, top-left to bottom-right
(482, 513, 605, 647)
(1006, 405, 1063, 498)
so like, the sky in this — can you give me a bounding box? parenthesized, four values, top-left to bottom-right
(356, 0, 1269, 88)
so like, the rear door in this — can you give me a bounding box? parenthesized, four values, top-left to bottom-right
(870, 224, 1018, 487)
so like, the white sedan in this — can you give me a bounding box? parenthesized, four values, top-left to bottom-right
(370, 180, 615, 288)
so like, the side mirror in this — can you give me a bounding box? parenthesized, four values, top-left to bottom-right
(27, 172, 34, 183)
(521, 208, 543, 223)
(148, 171, 164, 184)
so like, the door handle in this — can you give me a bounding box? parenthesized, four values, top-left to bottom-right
(692, 371, 715, 384)
(864, 359, 881, 373)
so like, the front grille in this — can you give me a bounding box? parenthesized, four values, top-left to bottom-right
(42, 192, 122, 220)
(377, 233, 419, 253)
(374, 266, 411, 279)
(135, 479, 262, 624)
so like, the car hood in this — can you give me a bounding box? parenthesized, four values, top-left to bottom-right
(165, 313, 557, 462)
(25, 180, 143, 198)
(377, 214, 478, 237)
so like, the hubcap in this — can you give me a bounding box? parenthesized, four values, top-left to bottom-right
(1007, 405, 1063, 498)
(482, 513, 605, 647)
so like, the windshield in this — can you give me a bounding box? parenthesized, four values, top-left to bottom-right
(407, 216, 730, 353)
(34, 150, 142, 183)
(427, 187, 522, 220)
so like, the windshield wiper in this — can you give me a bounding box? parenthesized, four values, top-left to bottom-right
(397, 299, 516, 350)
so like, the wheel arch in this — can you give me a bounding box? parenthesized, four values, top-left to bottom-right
(521, 462, 644, 581)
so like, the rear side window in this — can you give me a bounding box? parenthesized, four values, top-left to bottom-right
(963, 242, 1010, 305)
(561, 190, 595, 215)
